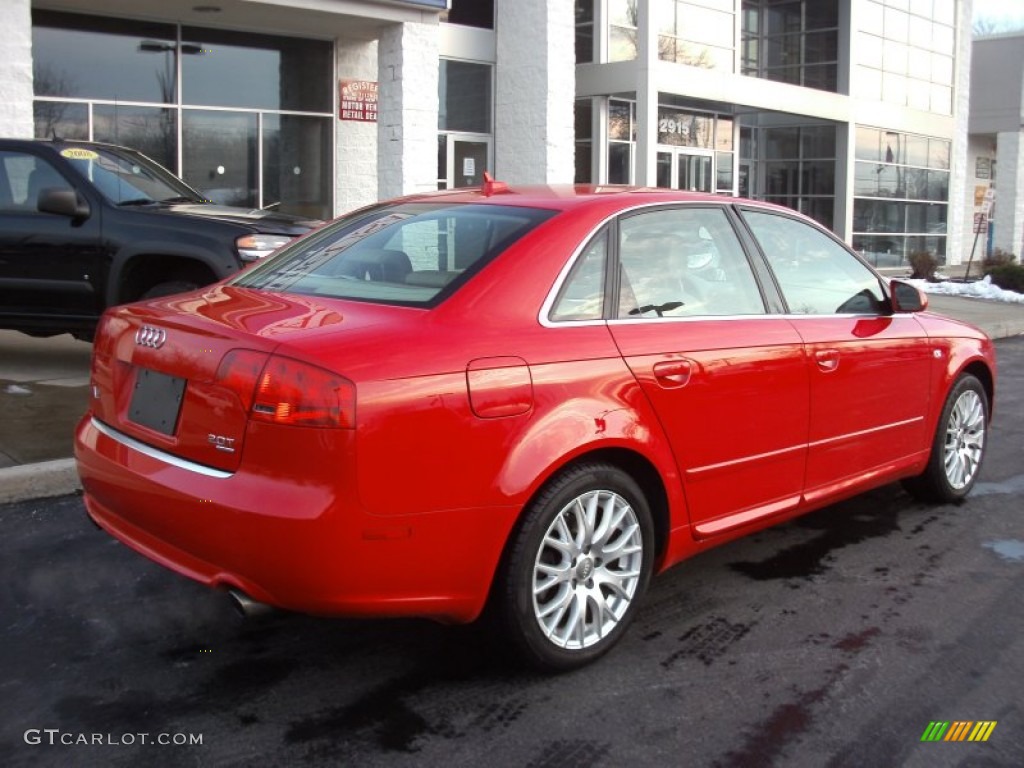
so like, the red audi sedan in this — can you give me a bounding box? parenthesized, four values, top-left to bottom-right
(75, 182, 995, 670)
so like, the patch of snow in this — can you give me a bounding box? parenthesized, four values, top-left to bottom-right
(904, 275, 1024, 304)
(4, 384, 32, 396)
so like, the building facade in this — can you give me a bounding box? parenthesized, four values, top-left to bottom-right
(1, 0, 974, 267)
(968, 32, 1024, 263)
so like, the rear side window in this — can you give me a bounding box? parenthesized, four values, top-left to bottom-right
(616, 207, 766, 318)
(234, 202, 556, 306)
(742, 210, 886, 315)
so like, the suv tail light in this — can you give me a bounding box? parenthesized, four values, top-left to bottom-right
(216, 351, 355, 428)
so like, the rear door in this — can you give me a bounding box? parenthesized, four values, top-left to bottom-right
(738, 208, 933, 503)
(605, 205, 810, 537)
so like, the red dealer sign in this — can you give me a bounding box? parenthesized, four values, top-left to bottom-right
(339, 80, 378, 122)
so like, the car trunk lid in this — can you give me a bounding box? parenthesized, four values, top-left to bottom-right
(88, 285, 372, 472)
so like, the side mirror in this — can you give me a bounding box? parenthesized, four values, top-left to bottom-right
(38, 187, 91, 220)
(891, 279, 928, 313)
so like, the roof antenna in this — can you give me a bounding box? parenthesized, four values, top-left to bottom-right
(482, 171, 508, 196)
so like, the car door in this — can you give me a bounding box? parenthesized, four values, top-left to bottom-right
(739, 208, 933, 503)
(605, 205, 810, 537)
(0, 148, 103, 323)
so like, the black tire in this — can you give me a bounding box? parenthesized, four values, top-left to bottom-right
(902, 373, 988, 503)
(140, 280, 200, 300)
(497, 462, 654, 671)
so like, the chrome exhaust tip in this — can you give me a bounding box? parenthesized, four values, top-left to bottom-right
(227, 588, 275, 618)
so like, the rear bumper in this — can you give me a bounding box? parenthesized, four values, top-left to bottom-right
(74, 415, 518, 623)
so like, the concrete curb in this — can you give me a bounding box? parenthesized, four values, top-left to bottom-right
(0, 459, 81, 505)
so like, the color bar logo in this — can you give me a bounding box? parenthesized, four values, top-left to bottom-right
(921, 721, 997, 742)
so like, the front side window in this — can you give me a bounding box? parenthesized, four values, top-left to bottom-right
(234, 203, 556, 307)
(742, 209, 885, 315)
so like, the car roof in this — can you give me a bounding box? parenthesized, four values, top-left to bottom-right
(390, 183, 803, 218)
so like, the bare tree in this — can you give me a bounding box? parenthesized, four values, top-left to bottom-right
(974, 16, 1024, 36)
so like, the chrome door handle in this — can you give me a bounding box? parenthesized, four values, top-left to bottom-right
(653, 360, 692, 388)
(815, 349, 840, 372)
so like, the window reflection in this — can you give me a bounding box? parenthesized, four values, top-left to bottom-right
(741, 0, 839, 91)
(182, 110, 258, 208)
(181, 26, 331, 111)
(31, 11, 334, 218)
(32, 11, 177, 103)
(439, 60, 492, 133)
(263, 114, 332, 220)
(93, 106, 178, 171)
(852, 127, 950, 267)
(33, 101, 88, 141)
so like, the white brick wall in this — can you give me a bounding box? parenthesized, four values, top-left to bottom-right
(949, 0, 973, 265)
(994, 130, 1024, 258)
(378, 22, 439, 199)
(0, 0, 34, 138)
(495, 0, 575, 184)
(336, 38, 379, 216)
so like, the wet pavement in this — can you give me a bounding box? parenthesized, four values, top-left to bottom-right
(2, 338, 1022, 766)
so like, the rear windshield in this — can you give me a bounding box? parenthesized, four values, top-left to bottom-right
(232, 202, 556, 306)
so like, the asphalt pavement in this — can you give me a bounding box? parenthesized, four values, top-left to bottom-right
(1, 292, 1023, 504)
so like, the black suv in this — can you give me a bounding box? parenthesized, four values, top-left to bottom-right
(0, 139, 320, 340)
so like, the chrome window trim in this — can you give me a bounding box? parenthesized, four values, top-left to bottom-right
(92, 418, 233, 479)
(538, 200, 780, 329)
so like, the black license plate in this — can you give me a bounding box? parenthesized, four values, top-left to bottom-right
(129, 368, 186, 436)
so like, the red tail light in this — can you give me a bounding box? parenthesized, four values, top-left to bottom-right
(216, 351, 355, 428)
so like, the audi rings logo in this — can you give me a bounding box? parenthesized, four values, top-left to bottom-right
(135, 326, 167, 349)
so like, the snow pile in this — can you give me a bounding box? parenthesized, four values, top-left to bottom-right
(904, 275, 1024, 304)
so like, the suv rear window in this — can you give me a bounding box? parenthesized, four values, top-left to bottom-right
(232, 202, 556, 306)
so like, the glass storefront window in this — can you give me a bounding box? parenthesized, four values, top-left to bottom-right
(93, 105, 178, 171)
(853, 126, 950, 266)
(32, 12, 178, 103)
(657, 109, 713, 148)
(657, 1, 735, 70)
(181, 27, 331, 112)
(716, 117, 734, 151)
(182, 110, 258, 207)
(608, 99, 635, 184)
(609, 102, 634, 142)
(439, 60, 492, 134)
(609, 0, 638, 61)
(575, 98, 594, 184)
(742, 0, 839, 92)
(750, 122, 837, 229)
(576, 0, 594, 63)
(33, 102, 88, 142)
(609, 143, 632, 184)
(32, 12, 335, 217)
(716, 152, 734, 193)
(263, 114, 332, 220)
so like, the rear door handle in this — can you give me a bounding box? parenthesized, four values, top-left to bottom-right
(815, 349, 840, 372)
(653, 360, 692, 388)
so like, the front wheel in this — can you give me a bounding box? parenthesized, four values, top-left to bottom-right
(497, 463, 654, 671)
(902, 373, 988, 503)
